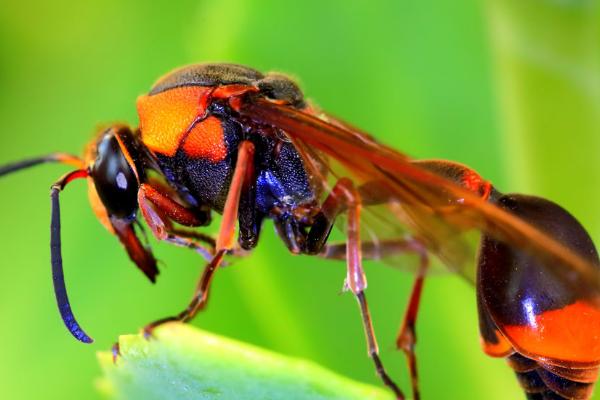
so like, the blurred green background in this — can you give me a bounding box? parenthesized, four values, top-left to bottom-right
(0, 0, 598, 399)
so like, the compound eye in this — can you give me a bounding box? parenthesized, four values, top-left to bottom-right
(91, 131, 139, 220)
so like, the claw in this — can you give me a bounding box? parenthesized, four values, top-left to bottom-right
(142, 326, 155, 341)
(111, 342, 121, 364)
(142, 316, 177, 340)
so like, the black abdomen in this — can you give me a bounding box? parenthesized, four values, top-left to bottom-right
(477, 193, 600, 399)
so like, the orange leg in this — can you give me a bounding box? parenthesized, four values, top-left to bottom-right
(330, 178, 405, 400)
(142, 141, 255, 335)
(140, 183, 209, 227)
(137, 184, 215, 261)
(396, 244, 429, 400)
(169, 228, 216, 249)
(320, 235, 429, 400)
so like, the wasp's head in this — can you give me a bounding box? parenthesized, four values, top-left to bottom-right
(85, 124, 159, 281)
(86, 125, 144, 225)
(0, 124, 160, 344)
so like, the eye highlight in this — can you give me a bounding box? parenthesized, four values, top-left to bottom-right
(91, 130, 139, 220)
(116, 171, 128, 190)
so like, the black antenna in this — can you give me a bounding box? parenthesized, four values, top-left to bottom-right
(0, 154, 92, 343)
(51, 170, 93, 343)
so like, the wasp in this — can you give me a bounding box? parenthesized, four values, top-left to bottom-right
(1, 63, 599, 400)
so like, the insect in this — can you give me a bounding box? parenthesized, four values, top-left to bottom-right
(1, 63, 599, 399)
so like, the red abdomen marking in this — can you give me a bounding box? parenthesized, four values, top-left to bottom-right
(137, 86, 212, 156)
(503, 300, 600, 365)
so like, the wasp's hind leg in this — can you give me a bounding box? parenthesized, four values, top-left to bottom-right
(320, 238, 429, 400)
(396, 248, 428, 400)
(298, 178, 405, 400)
(141, 141, 256, 337)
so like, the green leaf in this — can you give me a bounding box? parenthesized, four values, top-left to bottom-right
(97, 323, 395, 400)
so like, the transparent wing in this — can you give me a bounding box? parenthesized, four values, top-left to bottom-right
(289, 132, 470, 279)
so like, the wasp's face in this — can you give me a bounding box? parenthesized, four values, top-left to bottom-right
(84, 125, 160, 283)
